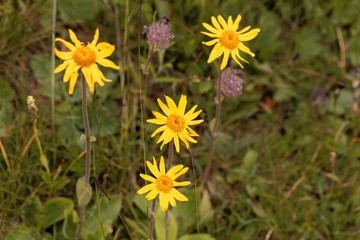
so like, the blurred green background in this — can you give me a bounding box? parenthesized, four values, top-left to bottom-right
(1, 0, 360, 239)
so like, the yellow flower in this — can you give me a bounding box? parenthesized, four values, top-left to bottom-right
(54, 28, 120, 94)
(201, 15, 260, 70)
(137, 156, 191, 211)
(147, 95, 203, 153)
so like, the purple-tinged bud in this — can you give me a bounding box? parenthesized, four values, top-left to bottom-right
(143, 17, 175, 50)
(221, 67, 245, 97)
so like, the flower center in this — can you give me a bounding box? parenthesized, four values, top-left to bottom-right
(167, 114, 185, 132)
(219, 31, 239, 50)
(156, 175, 173, 193)
(73, 46, 96, 67)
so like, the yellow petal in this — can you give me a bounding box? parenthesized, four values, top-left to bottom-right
(170, 189, 188, 201)
(173, 181, 191, 187)
(147, 118, 165, 125)
(89, 64, 104, 86)
(167, 194, 177, 208)
(173, 167, 189, 180)
(81, 67, 94, 93)
(227, 16, 234, 30)
(96, 58, 120, 70)
(96, 42, 115, 58)
(238, 42, 255, 57)
(183, 131, 197, 143)
(211, 16, 222, 30)
(139, 174, 156, 182)
(54, 59, 71, 73)
(187, 119, 204, 126)
(178, 132, 190, 149)
(159, 156, 166, 175)
(202, 22, 219, 34)
(68, 71, 78, 95)
(54, 48, 73, 60)
(55, 38, 76, 51)
(232, 15, 242, 31)
(202, 38, 219, 46)
(185, 127, 199, 137)
(173, 134, 180, 153)
(159, 192, 169, 211)
(238, 26, 251, 34)
(220, 49, 230, 70)
(207, 43, 223, 63)
(231, 50, 245, 69)
(63, 62, 77, 83)
(137, 183, 155, 194)
(177, 95, 187, 116)
(166, 164, 184, 178)
(217, 15, 228, 30)
(152, 111, 167, 122)
(68, 29, 82, 47)
(184, 108, 202, 121)
(145, 188, 159, 200)
(201, 31, 219, 38)
(157, 97, 172, 116)
(150, 125, 167, 139)
(165, 96, 178, 113)
(147, 159, 161, 177)
(155, 128, 170, 144)
(90, 28, 99, 47)
(239, 28, 261, 41)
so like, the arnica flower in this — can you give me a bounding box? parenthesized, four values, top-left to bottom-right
(201, 15, 260, 70)
(54, 28, 120, 94)
(137, 156, 191, 211)
(143, 17, 175, 50)
(221, 67, 245, 97)
(147, 95, 203, 153)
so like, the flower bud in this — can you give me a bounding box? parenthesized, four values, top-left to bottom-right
(143, 17, 175, 50)
(220, 67, 245, 97)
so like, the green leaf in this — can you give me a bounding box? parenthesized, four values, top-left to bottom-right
(58, 0, 102, 23)
(178, 234, 216, 240)
(154, 209, 178, 240)
(84, 195, 122, 239)
(199, 190, 214, 226)
(40, 197, 74, 229)
(62, 209, 79, 239)
(76, 176, 93, 207)
(5, 226, 40, 240)
(21, 197, 43, 228)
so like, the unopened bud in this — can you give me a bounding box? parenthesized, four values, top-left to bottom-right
(220, 67, 245, 97)
(143, 17, 175, 50)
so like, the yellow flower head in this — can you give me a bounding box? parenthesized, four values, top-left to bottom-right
(147, 95, 203, 153)
(54, 28, 120, 94)
(137, 156, 191, 211)
(201, 15, 260, 70)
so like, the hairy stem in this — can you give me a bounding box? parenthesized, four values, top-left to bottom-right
(202, 69, 223, 187)
(79, 75, 92, 236)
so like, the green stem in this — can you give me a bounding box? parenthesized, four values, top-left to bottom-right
(81, 77, 91, 186)
(202, 68, 223, 187)
(189, 147, 200, 234)
(33, 123, 50, 174)
(149, 199, 156, 240)
(79, 75, 92, 237)
(51, 0, 57, 165)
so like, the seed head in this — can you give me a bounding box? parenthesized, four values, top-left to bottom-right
(27, 96, 38, 124)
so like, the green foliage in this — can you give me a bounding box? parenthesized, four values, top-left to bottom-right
(2, 0, 360, 239)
